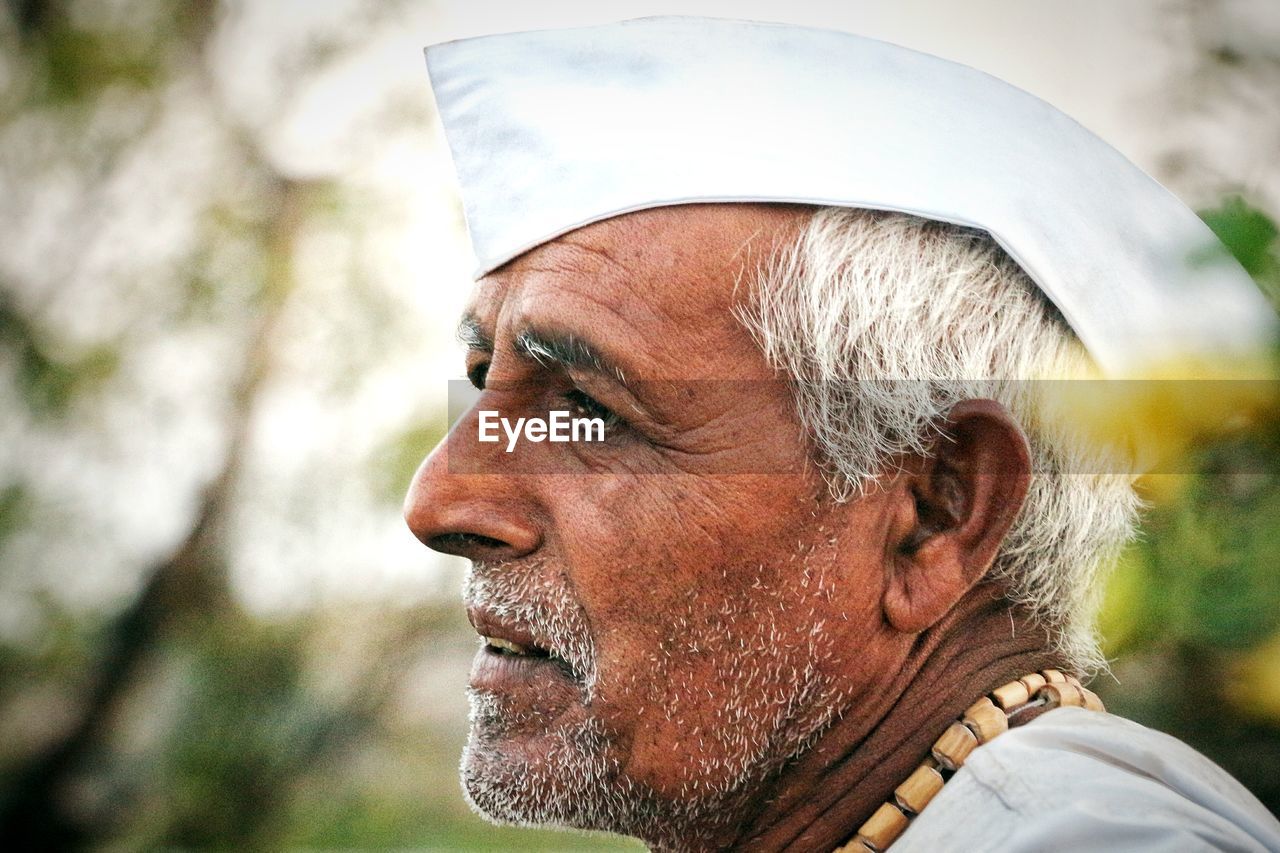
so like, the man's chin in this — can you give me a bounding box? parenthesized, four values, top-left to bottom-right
(459, 715, 616, 831)
(459, 742, 536, 827)
(461, 723, 751, 851)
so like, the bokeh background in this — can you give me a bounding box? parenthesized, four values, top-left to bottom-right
(1, 0, 1278, 849)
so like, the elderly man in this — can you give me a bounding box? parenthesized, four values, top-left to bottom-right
(403, 17, 1280, 852)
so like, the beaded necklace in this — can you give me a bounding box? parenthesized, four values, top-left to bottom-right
(835, 669, 1105, 852)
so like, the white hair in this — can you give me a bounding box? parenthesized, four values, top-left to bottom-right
(737, 207, 1141, 675)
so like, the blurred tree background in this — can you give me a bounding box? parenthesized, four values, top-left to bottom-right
(0, 0, 1275, 849)
(1092, 0, 1280, 819)
(0, 0, 627, 848)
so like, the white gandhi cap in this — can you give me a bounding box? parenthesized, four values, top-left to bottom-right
(424, 16, 1277, 377)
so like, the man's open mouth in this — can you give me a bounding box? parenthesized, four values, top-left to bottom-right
(482, 636, 551, 658)
(467, 604, 586, 688)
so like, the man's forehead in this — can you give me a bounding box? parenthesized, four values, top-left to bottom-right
(458, 205, 806, 382)
(463, 204, 806, 334)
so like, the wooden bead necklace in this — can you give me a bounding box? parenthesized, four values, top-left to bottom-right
(834, 669, 1106, 852)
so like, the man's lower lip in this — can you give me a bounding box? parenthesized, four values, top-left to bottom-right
(469, 646, 575, 691)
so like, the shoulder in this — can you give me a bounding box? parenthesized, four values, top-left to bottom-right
(898, 707, 1280, 852)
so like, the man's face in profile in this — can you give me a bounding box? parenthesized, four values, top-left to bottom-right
(404, 205, 912, 844)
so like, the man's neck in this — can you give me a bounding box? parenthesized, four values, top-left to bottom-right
(728, 591, 1062, 852)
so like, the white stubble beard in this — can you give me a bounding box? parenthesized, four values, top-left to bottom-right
(460, 556, 850, 850)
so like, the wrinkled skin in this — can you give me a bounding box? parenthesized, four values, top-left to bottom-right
(404, 204, 1053, 850)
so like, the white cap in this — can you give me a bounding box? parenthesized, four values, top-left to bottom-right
(424, 16, 1276, 376)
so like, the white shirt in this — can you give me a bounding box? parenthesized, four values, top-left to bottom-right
(899, 707, 1280, 852)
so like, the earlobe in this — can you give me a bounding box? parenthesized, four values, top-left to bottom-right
(882, 399, 1031, 634)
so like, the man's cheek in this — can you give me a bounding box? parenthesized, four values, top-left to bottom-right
(585, 593, 758, 784)
(587, 641, 725, 796)
(555, 483, 697, 616)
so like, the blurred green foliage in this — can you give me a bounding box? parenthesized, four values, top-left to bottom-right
(0, 293, 120, 417)
(0, 1, 634, 847)
(1200, 196, 1280, 308)
(38, 23, 159, 103)
(1101, 428, 1280, 654)
(1096, 198, 1280, 813)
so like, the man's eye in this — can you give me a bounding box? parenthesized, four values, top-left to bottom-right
(467, 361, 489, 390)
(565, 388, 620, 427)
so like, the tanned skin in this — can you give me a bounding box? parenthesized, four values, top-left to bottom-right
(404, 204, 1060, 850)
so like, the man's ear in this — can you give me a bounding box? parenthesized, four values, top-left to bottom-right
(882, 399, 1031, 634)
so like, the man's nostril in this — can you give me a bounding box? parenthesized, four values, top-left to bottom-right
(427, 532, 509, 556)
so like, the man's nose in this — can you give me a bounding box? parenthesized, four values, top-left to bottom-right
(402, 424, 541, 562)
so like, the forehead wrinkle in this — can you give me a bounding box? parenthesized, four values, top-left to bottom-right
(516, 285, 744, 386)
(512, 262, 674, 375)
(505, 233, 631, 281)
(552, 233, 633, 276)
(479, 214, 758, 380)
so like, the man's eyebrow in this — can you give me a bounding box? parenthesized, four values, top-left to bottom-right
(513, 328, 629, 385)
(457, 315, 492, 351)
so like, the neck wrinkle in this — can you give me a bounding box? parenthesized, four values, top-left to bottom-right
(732, 590, 1061, 852)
